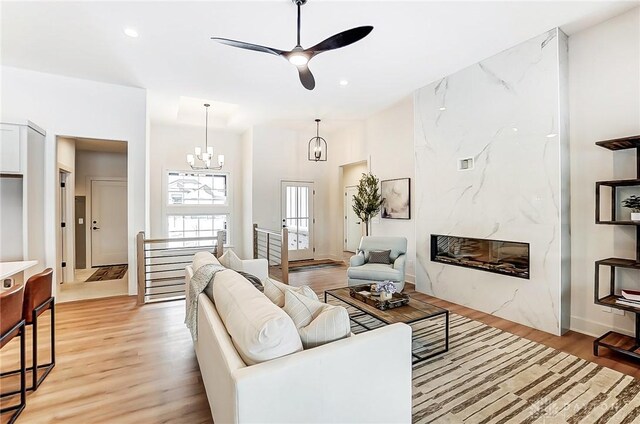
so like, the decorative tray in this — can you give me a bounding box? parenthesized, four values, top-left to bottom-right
(349, 284, 410, 311)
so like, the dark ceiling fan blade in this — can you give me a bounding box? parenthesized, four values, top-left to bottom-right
(211, 37, 285, 57)
(306, 26, 373, 55)
(297, 65, 316, 90)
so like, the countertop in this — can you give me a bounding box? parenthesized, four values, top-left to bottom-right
(0, 260, 38, 280)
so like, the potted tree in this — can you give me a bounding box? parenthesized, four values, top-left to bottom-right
(352, 172, 383, 236)
(622, 195, 640, 221)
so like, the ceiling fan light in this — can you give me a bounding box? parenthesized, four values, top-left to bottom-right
(289, 53, 309, 66)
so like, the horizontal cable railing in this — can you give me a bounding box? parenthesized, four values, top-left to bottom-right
(136, 231, 225, 305)
(253, 224, 289, 284)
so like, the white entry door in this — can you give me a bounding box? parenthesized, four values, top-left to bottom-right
(91, 180, 128, 266)
(344, 186, 363, 252)
(281, 181, 314, 261)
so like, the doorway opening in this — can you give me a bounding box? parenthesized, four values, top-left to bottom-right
(55, 136, 129, 302)
(340, 160, 368, 254)
(281, 181, 314, 261)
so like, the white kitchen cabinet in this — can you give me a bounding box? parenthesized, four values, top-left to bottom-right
(0, 123, 22, 174)
(0, 121, 46, 281)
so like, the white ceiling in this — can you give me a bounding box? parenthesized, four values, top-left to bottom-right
(2, 1, 638, 133)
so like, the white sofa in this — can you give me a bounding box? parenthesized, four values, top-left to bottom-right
(185, 255, 412, 424)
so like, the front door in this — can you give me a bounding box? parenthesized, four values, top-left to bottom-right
(91, 180, 128, 266)
(344, 186, 362, 252)
(281, 181, 314, 261)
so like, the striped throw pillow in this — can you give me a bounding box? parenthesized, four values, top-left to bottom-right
(263, 277, 318, 307)
(283, 290, 351, 349)
(368, 250, 391, 264)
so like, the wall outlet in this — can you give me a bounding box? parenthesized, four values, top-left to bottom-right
(458, 157, 474, 171)
(601, 306, 612, 313)
(613, 308, 625, 316)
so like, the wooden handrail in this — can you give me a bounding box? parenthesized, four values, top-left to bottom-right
(254, 227, 282, 237)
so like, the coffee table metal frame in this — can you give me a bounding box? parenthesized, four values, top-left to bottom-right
(324, 288, 449, 364)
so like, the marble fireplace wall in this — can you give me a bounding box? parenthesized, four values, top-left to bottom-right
(414, 29, 570, 336)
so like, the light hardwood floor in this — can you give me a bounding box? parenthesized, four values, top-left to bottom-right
(1, 263, 638, 423)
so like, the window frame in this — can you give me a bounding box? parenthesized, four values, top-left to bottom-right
(163, 169, 232, 245)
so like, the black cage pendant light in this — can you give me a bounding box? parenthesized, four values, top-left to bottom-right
(308, 119, 327, 162)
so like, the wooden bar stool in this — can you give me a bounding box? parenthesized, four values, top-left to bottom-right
(0, 284, 26, 424)
(23, 268, 55, 391)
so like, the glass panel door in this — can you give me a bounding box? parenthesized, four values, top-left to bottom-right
(281, 181, 314, 261)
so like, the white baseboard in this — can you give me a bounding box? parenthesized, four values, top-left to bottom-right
(569, 315, 635, 338)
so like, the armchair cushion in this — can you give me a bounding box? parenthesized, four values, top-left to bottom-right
(347, 264, 403, 282)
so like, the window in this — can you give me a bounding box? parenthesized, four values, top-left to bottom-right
(167, 171, 227, 205)
(167, 214, 228, 239)
(165, 170, 231, 244)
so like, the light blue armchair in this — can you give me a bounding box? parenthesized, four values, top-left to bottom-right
(347, 236, 408, 292)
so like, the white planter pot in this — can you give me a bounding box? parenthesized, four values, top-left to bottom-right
(380, 292, 392, 301)
(631, 212, 640, 221)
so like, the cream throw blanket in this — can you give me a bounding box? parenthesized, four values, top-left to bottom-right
(185, 263, 226, 340)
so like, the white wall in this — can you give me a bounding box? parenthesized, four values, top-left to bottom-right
(241, 128, 254, 258)
(342, 161, 368, 188)
(148, 122, 244, 255)
(75, 149, 128, 269)
(56, 137, 76, 282)
(1, 66, 147, 296)
(568, 7, 640, 337)
(250, 125, 337, 260)
(328, 97, 416, 280)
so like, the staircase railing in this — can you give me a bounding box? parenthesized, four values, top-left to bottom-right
(136, 231, 225, 305)
(253, 224, 289, 284)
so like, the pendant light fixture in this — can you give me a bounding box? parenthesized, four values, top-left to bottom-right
(186, 103, 225, 170)
(307, 119, 327, 162)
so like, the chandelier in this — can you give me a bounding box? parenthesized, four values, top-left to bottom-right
(308, 119, 327, 162)
(186, 103, 224, 170)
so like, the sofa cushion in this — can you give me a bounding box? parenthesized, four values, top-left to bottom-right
(368, 250, 391, 264)
(346, 263, 403, 281)
(283, 290, 351, 349)
(218, 249, 243, 270)
(263, 277, 318, 307)
(212, 270, 302, 365)
(193, 251, 220, 272)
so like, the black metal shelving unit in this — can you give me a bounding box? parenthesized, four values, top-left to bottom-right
(593, 135, 640, 360)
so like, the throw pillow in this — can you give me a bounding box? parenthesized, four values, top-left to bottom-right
(263, 277, 318, 307)
(368, 250, 391, 264)
(283, 290, 351, 349)
(218, 249, 243, 270)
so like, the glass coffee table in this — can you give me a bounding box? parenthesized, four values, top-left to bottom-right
(325, 287, 449, 364)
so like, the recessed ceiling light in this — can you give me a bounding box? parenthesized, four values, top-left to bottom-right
(124, 28, 139, 38)
(339, 79, 349, 86)
(439, 107, 447, 111)
(512, 127, 518, 132)
(546, 133, 557, 138)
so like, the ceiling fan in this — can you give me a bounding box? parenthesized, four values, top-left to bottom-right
(211, 0, 373, 90)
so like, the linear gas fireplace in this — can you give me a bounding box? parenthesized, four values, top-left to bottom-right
(431, 234, 530, 279)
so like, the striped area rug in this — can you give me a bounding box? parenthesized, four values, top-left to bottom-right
(343, 307, 640, 423)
